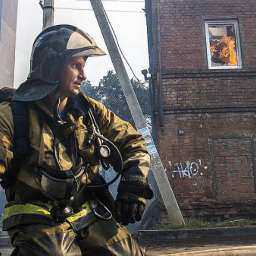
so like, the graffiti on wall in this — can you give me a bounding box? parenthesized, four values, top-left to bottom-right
(168, 159, 206, 179)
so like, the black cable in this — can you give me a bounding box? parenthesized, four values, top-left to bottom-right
(85, 172, 120, 188)
(101, 4, 141, 82)
(84, 108, 123, 188)
(56, 2, 144, 82)
(55, 7, 143, 13)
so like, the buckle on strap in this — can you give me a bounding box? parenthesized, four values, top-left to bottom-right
(90, 200, 112, 221)
(66, 202, 91, 223)
(3, 201, 112, 233)
(66, 202, 95, 232)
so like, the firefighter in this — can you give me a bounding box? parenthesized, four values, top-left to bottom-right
(0, 24, 153, 255)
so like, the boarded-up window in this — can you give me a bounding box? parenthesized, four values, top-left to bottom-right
(205, 20, 242, 69)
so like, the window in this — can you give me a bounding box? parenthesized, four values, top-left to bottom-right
(205, 20, 242, 69)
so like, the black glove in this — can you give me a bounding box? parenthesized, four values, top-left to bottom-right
(115, 175, 154, 225)
(115, 193, 146, 225)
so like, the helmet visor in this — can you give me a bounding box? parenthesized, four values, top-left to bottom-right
(66, 30, 106, 57)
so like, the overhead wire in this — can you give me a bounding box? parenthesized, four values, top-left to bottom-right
(56, 1, 143, 82)
(100, 3, 142, 81)
(55, 7, 144, 13)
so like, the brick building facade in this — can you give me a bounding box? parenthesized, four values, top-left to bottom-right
(0, 0, 18, 87)
(145, 0, 256, 218)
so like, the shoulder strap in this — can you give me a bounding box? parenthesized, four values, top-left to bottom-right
(1, 101, 30, 190)
(11, 101, 31, 163)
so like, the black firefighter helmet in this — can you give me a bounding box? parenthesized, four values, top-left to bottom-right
(14, 24, 106, 102)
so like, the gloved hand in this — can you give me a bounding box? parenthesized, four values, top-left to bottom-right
(115, 193, 146, 225)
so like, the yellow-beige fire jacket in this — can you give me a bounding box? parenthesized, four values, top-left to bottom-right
(0, 93, 151, 229)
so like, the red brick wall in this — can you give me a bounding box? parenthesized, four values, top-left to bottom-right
(158, 0, 256, 71)
(162, 76, 256, 110)
(156, 111, 256, 217)
(147, 0, 256, 217)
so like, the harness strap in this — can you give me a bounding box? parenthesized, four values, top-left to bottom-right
(2, 101, 30, 191)
(11, 101, 31, 160)
(3, 201, 91, 220)
(3, 201, 96, 232)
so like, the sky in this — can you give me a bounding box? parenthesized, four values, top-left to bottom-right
(14, 0, 149, 88)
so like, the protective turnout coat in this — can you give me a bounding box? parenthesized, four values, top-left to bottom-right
(0, 93, 151, 255)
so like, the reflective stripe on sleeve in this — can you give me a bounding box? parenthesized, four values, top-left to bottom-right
(3, 203, 52, 220)
(3, 201, 92, 224)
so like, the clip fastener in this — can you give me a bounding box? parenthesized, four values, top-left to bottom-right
(90, 200, 112, 220)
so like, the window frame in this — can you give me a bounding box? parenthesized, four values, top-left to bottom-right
(205, 20, 242, 70)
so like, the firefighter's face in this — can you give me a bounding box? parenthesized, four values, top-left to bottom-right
(59, 56, 87, 97)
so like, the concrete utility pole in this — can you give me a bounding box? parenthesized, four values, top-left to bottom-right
(41, 0, 54, 29)
(90, 0, 184, 226)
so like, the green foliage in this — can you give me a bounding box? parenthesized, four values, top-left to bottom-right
(82, 71, 151, 123)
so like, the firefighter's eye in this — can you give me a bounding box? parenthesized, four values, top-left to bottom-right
(71, 63, 79, 69)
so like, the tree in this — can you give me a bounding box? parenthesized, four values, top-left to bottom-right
(82, 71, 151, 123)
